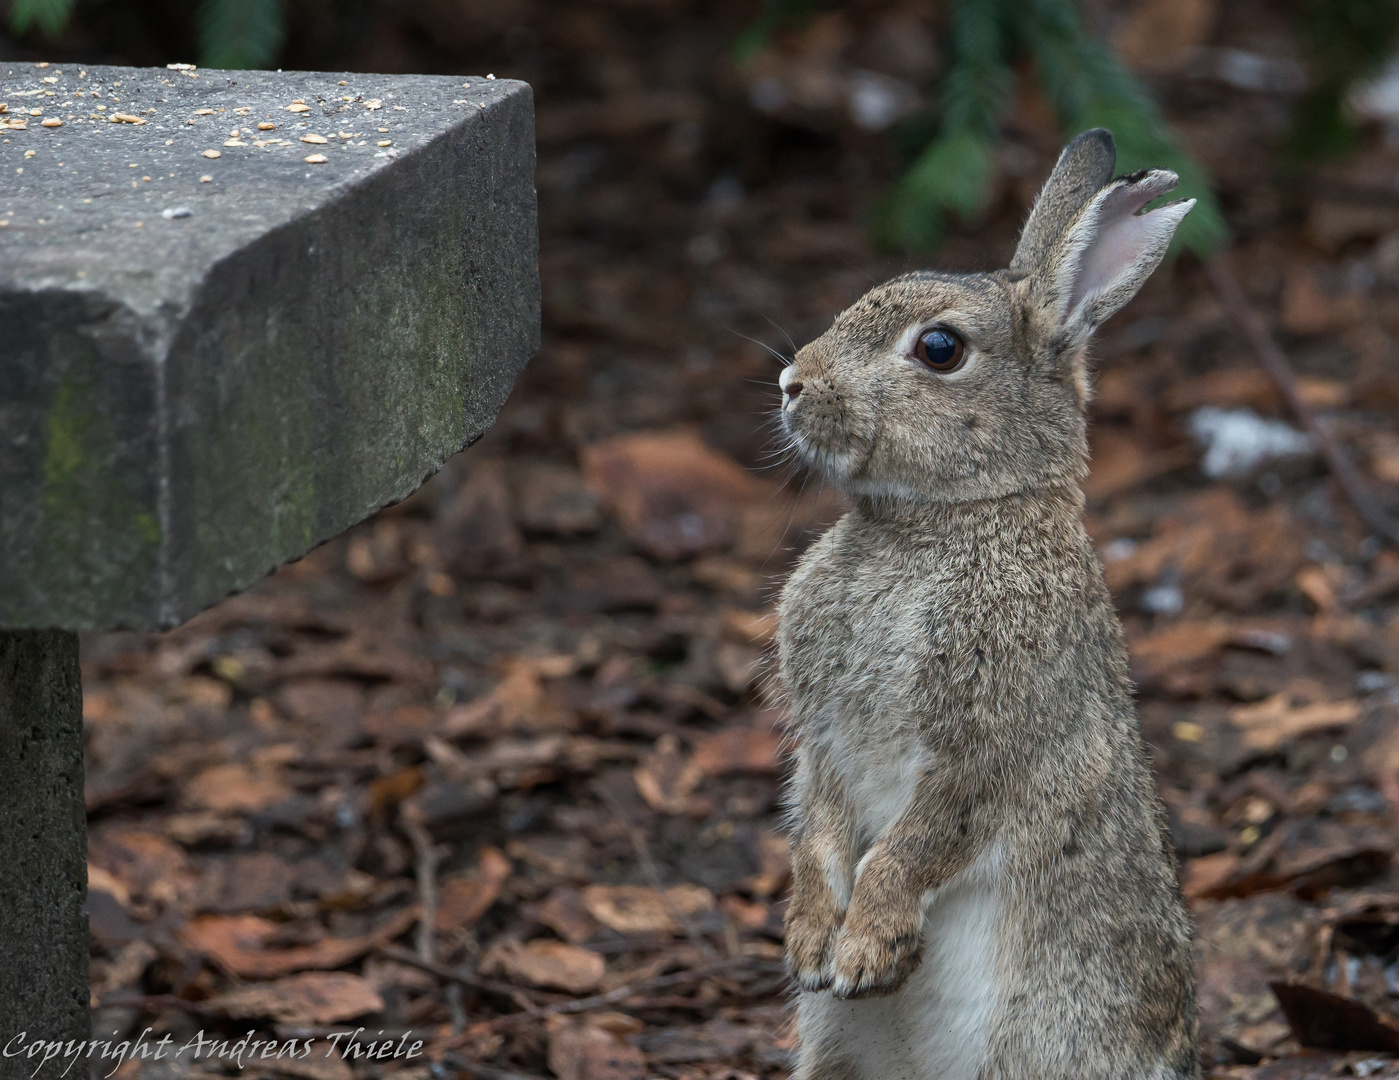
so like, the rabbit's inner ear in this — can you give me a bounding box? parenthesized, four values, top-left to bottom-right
(1010, 128, 1116, 276)
(1049, 171, 1194, 339)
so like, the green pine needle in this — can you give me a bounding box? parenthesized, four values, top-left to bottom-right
(197, 0, 285, 70)
(878, 129, 996, 251)
(9, 0, 76, 38)
(878, 0, 1226, 259)
(877, 0, 1011, 250)
(1016, 0, 1226, 258)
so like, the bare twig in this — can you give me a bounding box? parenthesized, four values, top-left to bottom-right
(400, 809, 444, 964)
(377, 944, 544, 1011)
(446, 982, 468, 1036)
(1206, 258, 1399, 544)
(437, 955, 784, 1042)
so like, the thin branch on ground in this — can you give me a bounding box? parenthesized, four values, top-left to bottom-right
(1207, 258, 1399, 545)
(377, 944, 545, 1012)
(401, 807, 445, 965)
(435, 955, 785, 1043)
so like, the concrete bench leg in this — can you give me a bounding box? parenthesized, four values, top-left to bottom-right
(0, 632, 88, 1051)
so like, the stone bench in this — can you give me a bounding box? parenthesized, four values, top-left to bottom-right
(0, 62, 538, 1051)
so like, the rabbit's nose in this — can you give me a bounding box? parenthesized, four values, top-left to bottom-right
(779, 365, 804, 402)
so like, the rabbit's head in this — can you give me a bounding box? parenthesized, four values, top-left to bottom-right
(779, 129, 1194, 503)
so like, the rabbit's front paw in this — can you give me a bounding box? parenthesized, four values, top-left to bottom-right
(830, 909, 923, 999)
(784, 900, 842, 991)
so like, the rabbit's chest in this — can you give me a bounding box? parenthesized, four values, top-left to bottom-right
(814, 709, 932, 843)
(784, 554, 965, 841)
(784, 553, 966, 723)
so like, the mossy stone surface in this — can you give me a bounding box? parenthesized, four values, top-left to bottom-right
(0, 65, 538, 629)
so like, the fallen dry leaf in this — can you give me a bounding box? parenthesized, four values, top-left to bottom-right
(277, 633, 433, 683)
(1368, 431, 1399, 485)
(1182, 851, 1241, 899)
(691, 726, 783, 776)
(442, 660, 553, 737)
(581, 431, 769, 560)
(89, 829, 192, 906)
(547, 1016, 646, 1080)
(205, 971, 384, 1024)
(367, 766, 424, 820)
(1129, 621, 1235, 671)
(516, 462, 603, 535)
(634, 733, 707, 814)
(743, 829, 792, 897)
(88, 864, 131, 908)
(181, 762, 293, 814)
(534, 886, 602, 943)
(435, 459, 530, 581)
(723, 607, 779, 647)
(1296, 565, 1343, 614)
(1113, 0, 1213, 67)
(1084, 428, 1191, 500)
(479, 938, 605, 994)
(1229, 695, 1362, 750)
(360, 703, 437, 745)
(1280, 267, 1366, 336)
(179, 907, 417, 979)
(436, 846, 512, 932)
(582, 883, 716, 934)
(1271, 982, 1399, 1052)
(637, 1017, 756, 1063)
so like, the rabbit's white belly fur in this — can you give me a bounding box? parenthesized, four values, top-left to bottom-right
(799, 841, 1005, 1080)
(802, 718, 1004, 1080)
(818, 709, 931, 849)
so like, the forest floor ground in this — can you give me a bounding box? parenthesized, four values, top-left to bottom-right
(70, 2, 1399, 1077)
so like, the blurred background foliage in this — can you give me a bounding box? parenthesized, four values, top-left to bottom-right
(735, 0, 1227, 255)
(3, 0, 1398, 261)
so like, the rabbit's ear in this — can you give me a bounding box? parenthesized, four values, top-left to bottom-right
(1031, 169, 1194, 342)
(1010, 128, 1117, 275)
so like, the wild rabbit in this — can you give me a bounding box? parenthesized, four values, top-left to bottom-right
(775, 129, 1198, 1080)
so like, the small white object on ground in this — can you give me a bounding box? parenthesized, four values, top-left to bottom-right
(1140, 583, 1184, 615)
(1188, 406, 1312, 478)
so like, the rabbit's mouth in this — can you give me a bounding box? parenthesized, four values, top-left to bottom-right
(781, 417, 869, 486)
(779, 363, 880, 483)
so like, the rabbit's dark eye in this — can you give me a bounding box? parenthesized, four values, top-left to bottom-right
(913, 326, 966, 373)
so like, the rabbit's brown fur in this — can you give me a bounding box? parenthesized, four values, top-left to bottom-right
(776, 131, 1199, 1080)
